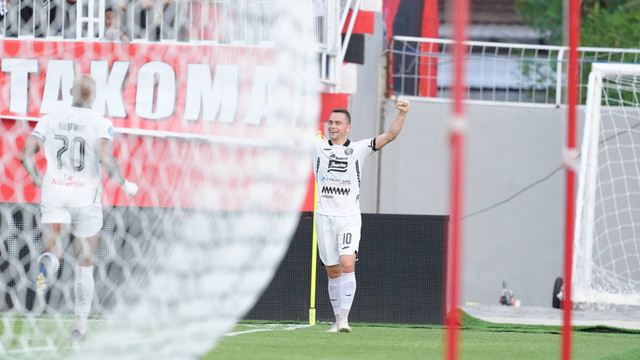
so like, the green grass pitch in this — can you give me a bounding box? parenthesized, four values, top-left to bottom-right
(205, 314, 640, 360)
(2, 312, 638, 359)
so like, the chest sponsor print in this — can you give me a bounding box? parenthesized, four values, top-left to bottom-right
(321, 186, 350, 196)
(328, 159, 348, 172)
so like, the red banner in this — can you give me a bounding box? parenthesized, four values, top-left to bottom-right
(0, 40, 280, 132)
(1, 39, 317, 210)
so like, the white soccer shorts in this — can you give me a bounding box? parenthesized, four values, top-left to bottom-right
(315, 213, 362, 266)
(40, 202, 103, 238)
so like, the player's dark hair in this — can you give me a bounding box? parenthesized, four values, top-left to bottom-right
(331, 108, 351, 124)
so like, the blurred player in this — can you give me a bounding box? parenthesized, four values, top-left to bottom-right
(312, 99, 410, 332)
(19, 74, 139, 341)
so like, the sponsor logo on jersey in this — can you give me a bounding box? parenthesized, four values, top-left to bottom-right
(321, 186, 350, 196)
(108, 126, 115, 137)
(321, 176, 351, 185)
(328, 159, 348, 172)
(51, 176, 85, 188)
(58, 122, 86, 132)
(328, 153, 348, 160)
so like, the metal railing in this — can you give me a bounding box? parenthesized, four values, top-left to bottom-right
(390, 36, 640, 106)
(0, 0, 276, 42)
(315, 0, 360, 90)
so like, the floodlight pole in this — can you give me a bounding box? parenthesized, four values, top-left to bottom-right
(446, 0, 468, 359)
(562, 0, 580, 359)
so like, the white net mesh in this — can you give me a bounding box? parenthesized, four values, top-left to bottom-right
(574, 63, 640, 309)
(0, 0, 318, 358)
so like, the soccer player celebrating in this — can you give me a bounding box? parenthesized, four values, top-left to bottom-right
(19, 74, 139, 341)
(312, 99, 410, 332)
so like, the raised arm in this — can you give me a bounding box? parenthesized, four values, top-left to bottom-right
(19, 135, 44, 188)
(99, 139, 138, 197)
(374, 99, 410, 150)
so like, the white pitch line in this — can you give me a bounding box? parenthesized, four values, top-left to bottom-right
(225, 324, 311, 337)
(5, 346, 58, 356)
(283, 324, 312, 331)
(225, 328, 275, 337)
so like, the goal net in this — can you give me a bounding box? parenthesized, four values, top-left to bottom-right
(574, 63, 640, 309)
(0, 1, 318, 359)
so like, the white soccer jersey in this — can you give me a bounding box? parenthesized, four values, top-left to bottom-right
(312, 137, 377, 216)
(32, 106, 114, 207)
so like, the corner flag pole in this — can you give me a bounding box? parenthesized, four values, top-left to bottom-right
(309, 130, 324, 325)
(309, 180, 319, 325)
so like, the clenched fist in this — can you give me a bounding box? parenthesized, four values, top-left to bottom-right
(396, 99, 410, 113)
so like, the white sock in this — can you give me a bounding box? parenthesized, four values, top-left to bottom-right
(37, 252, 60, 273)
(74, 265, 94, 334)
(340, 272, 356, 320)
(328, 276, 341, 318)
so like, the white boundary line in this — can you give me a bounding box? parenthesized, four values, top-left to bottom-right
(225, 328, 275, 337)
(225, 324, 311, 337)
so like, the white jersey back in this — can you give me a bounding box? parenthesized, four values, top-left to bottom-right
(32, 106, 114, 207)
(312, 137, 377, 216)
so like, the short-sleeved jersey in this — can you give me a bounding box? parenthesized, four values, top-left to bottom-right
(31, 106, 114, 207)
(312, 137, 378, 216)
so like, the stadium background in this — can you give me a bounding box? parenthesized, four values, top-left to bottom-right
(0, 0, 587, 315)
(342, 10, 572, 309)
(1, 206, 447, 325)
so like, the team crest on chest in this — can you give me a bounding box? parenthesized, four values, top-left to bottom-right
(344, 148, 353, 155)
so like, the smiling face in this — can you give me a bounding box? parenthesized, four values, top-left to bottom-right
(327, 111, 351, 145)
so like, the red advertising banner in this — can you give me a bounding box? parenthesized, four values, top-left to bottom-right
(0, 39, 317, 210)
(1, 40, 279, 131)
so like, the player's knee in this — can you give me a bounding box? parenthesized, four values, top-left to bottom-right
(76, 249, 95, 266)
(341, 262, 355, 273)
(77, 258, 93, 267)
(340, 253, 356, 273)
(325, 265, 342, 278)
